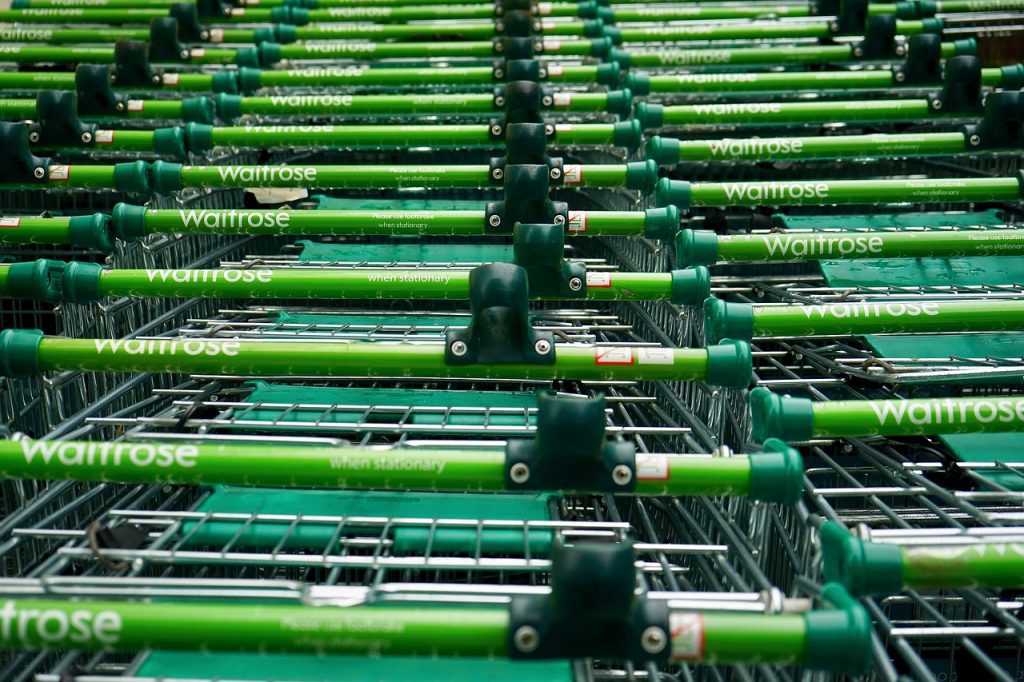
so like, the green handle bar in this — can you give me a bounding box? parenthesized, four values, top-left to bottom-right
(0, 330, 754, 387)
(610, 19, 934, 43)
(0, 71, 232, 94)
(607, 4, 811, 20)
(656, 175, 1024, 210)
(265, 38, 603, 62)
(676, 228, 1024, 267)
(247, 63, 614, 88)
(0, 214, 113, 252)
(0, 44, 239, 65)
(638, 99, 939, 128)
(0, 436, 802, 501)
(751, 387, 1024, 441)
(1, 97, 214, 124)
(283, 19, 598, 40)
(704, 297, 1024, 343)
(821, 521, 1024, 597)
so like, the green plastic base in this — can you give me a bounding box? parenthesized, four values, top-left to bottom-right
(749, 388, 815, 443)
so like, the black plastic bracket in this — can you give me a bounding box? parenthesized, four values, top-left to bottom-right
(29, 91, 97, 148)
(894, 33, 941, 85)
(495, 36, 540, 60)
(495, 58, 541, 82)
(854, 15, 897, 59)
(513, 223, 585, 298)
(485, 164, 568, 233)
(149, 18, 191, 64)
(506, 392, 633, 491)
(495, 10, 540, 36)
(113, 41, 161, 88)
(836, 0, 868, 35)
(929, 55, 984, 114)
(508, 540, 670, 661)
(810, 0, 838, 15)
(444, 263, 555, 365)
(196, 0, 232, 19)
(492, 81, 548, 128)
(169, 3, 208, 42)
(497, 0, 534, 11)
(0, 123, 51, 185)
(75, 65, 126, 116)
(964, 91, 1024, 150)
(489, 123, 560, 183)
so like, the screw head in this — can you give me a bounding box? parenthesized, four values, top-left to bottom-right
(549, 167, 561, 180)
(494, 42, 504, 53)
(450, 340, 468, 357)
(931, 98, 943, 110)
(489, 214, 502, 227)
(28, 131, 40, 143)
(116, 101, 125, 111)
(541, 95, 553, 107)
(534, 339, 551, 355)
(510, 462, 530, 483)
(538, 69, 548, 79)
(494, 68, 505, 79)
(491, 124, 503, 136)
(612, 464, 633, 486)
(896, 44, 906, 56)
(969, 133, 981, 146)
(534, 41, 544, 52)
(641, 626, 667, 654)
(201, 30, 209, 40)
(33, 166, 45, 179)
(81, 131, 92, 144)
(514, 626, 540, 653)
(895, 71, 906, 82)
(544, 124, 554, 135)
(181, 49, 190, 60)
(152, 75, 161, 84)
(494, 95, 506, 107)
(492, 167, 504, 180)
(829, 20, 839, 32)
(495, 21, 505, 31)
(568, 276, 582, 292)
(553, 214, 565, 225)
(853, 47, 863, 58)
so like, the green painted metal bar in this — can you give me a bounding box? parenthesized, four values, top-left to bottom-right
(251, 64, 607, 88)
(0, 25, 149, 42)
(0, 71, 224, 94)
(657, 176, 1024, 209)
(285, 19, 596, 40)
(0, 215, 112, 251)
(0, 331, 748, 384)
(0, 7, 170, 23)
(652, 132, 968, 164)
(704, 298, 1024, 344)
(677, 228, 1024, 267)
(611, 21, 832, 42)
(0, 436, 798, 499)
(751, 387, 1024, 442)
(873, 0, 1024, 12)
(607, 4, 811, 20)
(0, 44, 240, 65)
(648, 98, 939, 128)
(266, 39, 601, 62)
(0, 164, 140, 191)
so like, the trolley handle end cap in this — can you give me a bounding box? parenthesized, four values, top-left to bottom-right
(605, 88, 632, 117)
(624, 72, 650, 97)
(749, 387, 814, 443)
(819, 521, 904, 597)
(149, 160, 183, 194)
(238, 67, 263, 95)
(703, 297, 753, 344)
(235, 46, 260, 69)
(602, 25, 622, 45)
(654, 178, 690, 211)
(644, 136, 679, 166)
(210, 70, 239, 95)
(153, 126, 187, 159)
(595, 62, 621, 87)
(625, 160, 657, 193)
(111, 203, 148, 242)
(214, 93, 242, 123)
(610, 47, 631, 69)
(5, 259, 104, 304)
(675, 229, 717, 268)
(582, 19, 605, 38)
(642, 206, 678, 241)
(184, 123, 214, 155)
(273, 23, 298, 44)
(803, 583, 873, 675)
(114, 160, 152, 195)
(705, 339, 752, 390)
(0, 329, 43, 378)
(1002, 64, 1024, 91)
(180, 97, 215, 125)
(68, 213, 115, 253)
(668, 267, 710, 306)
(612, 120, 642, 151)
(953, 38, 977, 56)
(748, 438, 804, 505)
(589, 37, 612, 59)
(257, 42, 282, 68)
(634, 101, 662, 130)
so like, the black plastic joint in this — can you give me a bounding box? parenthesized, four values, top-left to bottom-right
(963, 91, 1024, 150)
(495, 10, 537, 36)
(836, 0, 869, 34)
(169, 3, 207, 42)
(854, 14, 897, 59)
(113, 41, 160, 88)
(0, 123, 51, 185)
(498, 59, 541, 83)
(495, 81, 545, 124)
(505, 393, 633, 491)
(513, 223, 585, 298)
(894, 33, 941, 85)
(444, 263, 555, 366)
(929, 55, 983, 114)
(75, 65, 125, 116)
(484, 164, 566, 232)
(508, 540, 671, 662)
(30, 91, 96, 148)
(810, 0, 839, 15)
(148, 18, 190, 64)
(495, 37, 537, 60)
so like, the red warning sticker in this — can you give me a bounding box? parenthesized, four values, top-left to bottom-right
(48, 165, 70, 181)
(95, 130, 113, 144)
(595, 347, 633, 366)
(670, 613, 705, 660)
(563, 164, 582, 185)
(586, 272, 611, 288)
(636, 455, 669, 481)
(553, 92, 572, 107)
(0, 217, 21, 229)
(567, 211, 586, 232)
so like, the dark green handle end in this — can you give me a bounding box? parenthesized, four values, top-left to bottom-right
(749, 387, 814, 443)
(181, 96, 215, 124)
(954, 38, 977, 56)
(820, 521, 904, 597)
(185, 123, 214, 154)
(152, 127, 187, 159)
(669, 266, 710, 306)
(150, 160, 184, 194)
(113, 161, 151, 194)
(643, 206, 678, 241)
(111, 203, 148, 242)
(596, 62, 621, 87)
(610, 48, 631, 68)
(68, 214, 114, 253)
(624, 72, 650, 96)
(748, 438, 804, 505)
(804, 583, 874, 676)
(675, 229, 718, 267)
(613, 120, 642, 151)
(645, 135, 679, 166)
(655, 178, 690, 210)
(0, 329, 43, 378)
(210, 71, 238, 94)
(635, 102, 663, 129)
(703, 297, 753, 344)
(215, 93, 242, 123)
(705, 339, 752, 390)
(4, 259, 103, 304)
(625, 160, 658, 193)
(605, 89, 632, 117)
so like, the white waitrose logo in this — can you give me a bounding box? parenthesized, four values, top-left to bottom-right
(144, 269, 274, 284)
(214, 167, 317, 184)
(241, 124, 334, 134)
(0, 27, 53, 40)
(269, 94, 354, 107)
(657, 49, 731, 66)
(722, 182, 829, 202)
(305, 42, 376, 54)
(869, 398, 1024, 427)
(707, 138, 804, 158)
(21, 440, 199, 469)
(692, 102, 781, 116)
(677, 73, 757, 84)
(93, 338, 241, 357)
(798, 301, 939, 320)
(0, 601, 121, 646)
(762, 234, 883, 258)
(178, 210, 290, 230)
(327, 6, 390, 16)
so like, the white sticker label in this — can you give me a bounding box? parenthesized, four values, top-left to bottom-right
(161, 73, 179, 85)
(567, 210, 586, 233)
(553, 92, 572, 107)
(586, 272, 611, 288)
(48, 165, 70, 181)
(595, 347, 633, 366)
(543, 39, 561, 51)
(636, 455, 669, 481)
(555, 123, 573, 133)
(95, 130, 113, 144)
(126, 99, 144, 112)
(541, 19, 556, 29)
(546, 63, 563, 77)
(190, 47, 206, 58)
(208, 28, 224, 42)
(563, 164, 582, 185)
(670, 613, 705, 660)
(230, 7, 245, 15)
(638, 348, 674, 365)
(538, 2, 553, 14)
(0, 217, 21, 228)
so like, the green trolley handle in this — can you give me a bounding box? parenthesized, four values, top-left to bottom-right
(605, 4, 812, 21)
(655, 174, 1024, 210)
(0, 97, 215, 125)
(0, 44, 240, 66)
(0, 329, 754, 388)
(675, 228, 1024, 267)
(638, 98, 941, 129)
(36, 128, 186, 158)
(820, 521, 1024, 597)
(703, 297, 1024, 343)
(0, 435, 803, 501)
(0, 71, 235, 95)
(750, 387, 1024, 442)
(0, 261, 711, 307)
(0, 214, 113, 252)
(260, 38, 609, 63)
(283, 19, 602, 41)
(610, 18, 934, 44)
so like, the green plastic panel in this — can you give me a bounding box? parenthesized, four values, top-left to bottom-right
(185, 487, 557, 554)
(820, 256, 1024, 288)
(138, 652, 571, 681)
(773, 209, 1008, 231)
(296, 239, 512, 263)
(939, 433, 1024, 491)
